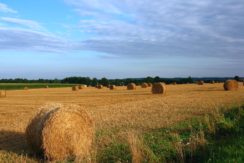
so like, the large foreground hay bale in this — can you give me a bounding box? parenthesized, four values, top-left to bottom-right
(127, 83, 136, 90)
(152, 82, 166, 94)
(25, 104, 94, 161)
(109, 85, 116, 90)
(224, 80, 238, 91)
(141, 83, 148, 88)
(72, 85, 78, 91)
(197, 81, 204, 85)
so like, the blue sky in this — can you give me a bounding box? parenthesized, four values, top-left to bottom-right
(0, 0, 243, 79)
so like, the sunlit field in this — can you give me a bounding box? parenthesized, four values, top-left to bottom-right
(0, 83, 244, 162)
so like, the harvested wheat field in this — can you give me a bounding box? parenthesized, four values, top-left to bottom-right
(1, 83, 244, 161)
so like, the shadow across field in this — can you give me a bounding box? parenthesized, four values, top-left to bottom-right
(193, 89, 224, 92)
(0, 130, 44, 161)
(0, 130, 41, 159)
(0, 130, 29, 153)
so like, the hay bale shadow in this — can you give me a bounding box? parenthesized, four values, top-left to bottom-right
(193, 88, 223, 92)
(0, 130, 40, 160)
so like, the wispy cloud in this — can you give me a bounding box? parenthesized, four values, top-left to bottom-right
(1, 0, 244, 60)
(0, 27, 80, 53)
(0, 2, 17, 13)
(1, 17, 44, 30)
(0, 3, 80, 53)
(65, 0, 244, 59)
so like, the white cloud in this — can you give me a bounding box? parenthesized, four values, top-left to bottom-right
(0, 2, 17, 13)
(0, 26, 81, 53)
(65, 0, 244, 59)
(1, 0, 244, 60)
(1, 17, 44, 30)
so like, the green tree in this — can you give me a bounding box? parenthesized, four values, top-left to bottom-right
(145, 76, 154, 83)
(91, 78, 98, 86)
(234, 76, 240, 81)
(153, 76, 161, 83)
(100, 77, 109, 86)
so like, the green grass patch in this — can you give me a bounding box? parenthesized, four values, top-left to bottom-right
(97, 106, 244, 163)
(97, 141, 132, 163)
(0, 83, 75, 90)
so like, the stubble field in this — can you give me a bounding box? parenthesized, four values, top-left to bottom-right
(0, 83, 244, 162)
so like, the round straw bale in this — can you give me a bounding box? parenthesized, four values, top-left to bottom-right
(78, 85, 86, 89)
(81, 85, 87, 88)
(25, 103, 94, 161)
(197, 81, 204, 85)
(109, 85, 116, 90)
(147, 83, 152, 87)
(223, 80, 238, 91)
(127, 83, 136, 90)
(141, 83, 148, 88)
(72, 85, 78, 91)
(152, 82, 166, 94)
(97, 84, 103, 89)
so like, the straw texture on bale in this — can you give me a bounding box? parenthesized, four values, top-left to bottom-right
(197, 81, 204, 85)
(127, 83, 136, 90)
(72, 85, 78, 91)
(223, 80, 238, 91)
(152, 82, 166, 94)
(25, 103, 94, 161)
(141, 83, 148, 88)
(109, 85, 116, 90)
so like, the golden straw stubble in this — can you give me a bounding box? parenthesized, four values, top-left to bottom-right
(0, 90, 6, 97)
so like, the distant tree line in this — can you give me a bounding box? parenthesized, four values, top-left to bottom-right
(61, 76, 191, 86)
(0, 76, 242, 86)
(0, 78, 60, 83)
(0, 76, 193, 86)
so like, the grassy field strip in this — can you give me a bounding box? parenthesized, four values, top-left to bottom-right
(97, 105, 244, 162)
(0, 83, 75, 90)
